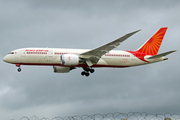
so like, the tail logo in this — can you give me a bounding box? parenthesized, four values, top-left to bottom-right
(137, 27, 167, 56)
(127, 27, 168, 62)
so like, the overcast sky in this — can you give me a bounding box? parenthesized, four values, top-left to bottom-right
(0, 0, 180, 120)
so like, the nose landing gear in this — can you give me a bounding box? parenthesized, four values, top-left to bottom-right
(17, 68, 21, 72)
(16, 64, 21, 72)
(81, 67, 95, 77)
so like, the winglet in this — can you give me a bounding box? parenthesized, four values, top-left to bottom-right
(116, 29, 141, 43)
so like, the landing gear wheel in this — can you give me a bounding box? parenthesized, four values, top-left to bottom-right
(81, 67, 95, 77)
(90, 69, 95, 73)
(81, 71, 85, 76)
(17, 68, 21, 72)
(85, 72, 90, 77)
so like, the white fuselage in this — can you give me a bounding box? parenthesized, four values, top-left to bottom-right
(3, 48, 165, 68)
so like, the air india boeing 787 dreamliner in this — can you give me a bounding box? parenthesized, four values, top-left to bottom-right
(3, 27, 176, 77)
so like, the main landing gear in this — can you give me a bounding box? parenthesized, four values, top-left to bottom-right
(81, 67, 95, 77)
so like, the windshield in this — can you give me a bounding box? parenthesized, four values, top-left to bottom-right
(8, 52, 14, 54)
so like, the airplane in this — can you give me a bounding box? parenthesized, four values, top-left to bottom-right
(3, 27, 176, 77)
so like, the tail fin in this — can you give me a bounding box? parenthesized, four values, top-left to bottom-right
(136, 27, 168, 56)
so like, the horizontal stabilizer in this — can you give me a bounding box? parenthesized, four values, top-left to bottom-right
(147, 50, 177, 59)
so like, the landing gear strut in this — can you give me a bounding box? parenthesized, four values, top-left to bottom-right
(16, 64, 21, 72)
(81, 67, 95, 77)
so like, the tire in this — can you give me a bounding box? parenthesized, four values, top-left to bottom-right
(81, 71, 85, 76)
(90, 69, 95, 73)
(85, 72, 90, 77)
(17, 68, 21, 72)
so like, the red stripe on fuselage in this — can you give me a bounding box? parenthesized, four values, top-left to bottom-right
(12, 63, 129, 68)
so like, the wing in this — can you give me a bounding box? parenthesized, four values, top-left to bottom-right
(79, 29, 141, 66)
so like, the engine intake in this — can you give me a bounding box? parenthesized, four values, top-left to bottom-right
(61, 54, 79, 66)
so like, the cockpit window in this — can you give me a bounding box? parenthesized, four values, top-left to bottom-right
(8, 52, 14, 54)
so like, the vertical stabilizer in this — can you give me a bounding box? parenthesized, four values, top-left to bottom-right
(136, 27, 168, 56)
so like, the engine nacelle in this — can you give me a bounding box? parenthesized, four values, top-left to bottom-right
(53, 66, 71, 73)
(61, 54, 79, 66)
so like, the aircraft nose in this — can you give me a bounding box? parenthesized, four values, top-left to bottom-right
(3, 56, 7, 62)
(3, 54, 16, 63)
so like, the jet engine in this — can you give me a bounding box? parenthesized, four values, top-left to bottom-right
(61, 54, 79, 66)
(53, 66, 72, 73)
